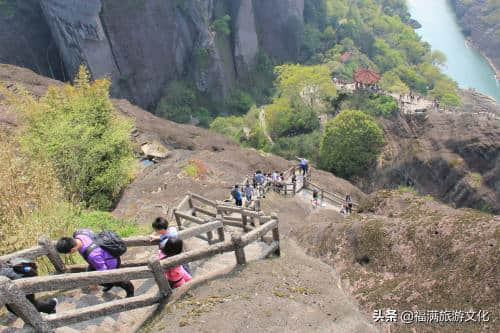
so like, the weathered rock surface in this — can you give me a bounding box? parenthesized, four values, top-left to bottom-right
(0, 0, 63, 80)
(26, 0, 305, 109)
(232, 0, 259, 75)
(359, 92, 500, 213)
(296, 190, 500, 333)
(253, 0, 305, 60)
(450, 0, 500, 75)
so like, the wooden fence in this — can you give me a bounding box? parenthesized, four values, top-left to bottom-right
(0, 193, 281, 333)
(305, 181, 359, 211)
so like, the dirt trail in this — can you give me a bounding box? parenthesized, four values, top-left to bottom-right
(142, 191, 376, 333)
(142, 240, 376, 333)
(259, 108, 273, 144)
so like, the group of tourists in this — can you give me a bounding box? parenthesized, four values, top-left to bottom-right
(229, 159, 310, 207)
(1, 217, 191, 317)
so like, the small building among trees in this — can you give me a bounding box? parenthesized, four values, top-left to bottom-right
(353, 68, 381, 89)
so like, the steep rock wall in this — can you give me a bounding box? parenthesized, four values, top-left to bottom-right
(253, 0, 305, 61)
(39, 0, 120, 90)
(23, 0, 305, 109)
(359, 92, 500, 213)
(232, 0, 259, 75)
(0, 0, 63, 79)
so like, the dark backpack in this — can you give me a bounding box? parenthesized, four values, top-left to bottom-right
(0, 258, 38, 280)
(74, 229, 127, 259)
(231, 188, 237, 199)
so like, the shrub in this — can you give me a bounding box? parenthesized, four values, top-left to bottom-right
(4, 66, 136, 210)
(155, 81, 214, 126)
(183, 160, 208, 180)
(209, 116, 245, 142)
(212, 15, 231, 36)
(246, 125, 271, 151)
(266, 97, 320, 138)
(228, 89, 254, 115)
(271, 131, 321, 162)
(320, 110, 385, 178)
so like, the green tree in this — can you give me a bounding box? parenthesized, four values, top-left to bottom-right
(320, 110, 385, 178)
(274, 64, 337, 108)
(266, 97, 320, 138)
(379, 70, 410, 94)
(17, 66, 135, 210)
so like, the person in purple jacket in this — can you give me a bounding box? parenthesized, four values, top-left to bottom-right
(56, 233, 134, 298)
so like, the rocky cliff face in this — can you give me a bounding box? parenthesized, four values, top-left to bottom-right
(0, 0, 63, 80)
(30, 0, 305, 109)
(359, 91, 500, 213)
(450, 0, 500, 74)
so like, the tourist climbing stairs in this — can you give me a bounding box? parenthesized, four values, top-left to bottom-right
(0, 192, 281, 333)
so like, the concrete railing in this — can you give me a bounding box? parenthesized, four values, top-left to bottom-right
(0, 193, 281, 333)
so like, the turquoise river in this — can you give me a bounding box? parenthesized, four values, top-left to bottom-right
(407, 0, 500, 102)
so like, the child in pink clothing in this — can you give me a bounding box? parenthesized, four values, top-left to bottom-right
(158, 238, 192, 288)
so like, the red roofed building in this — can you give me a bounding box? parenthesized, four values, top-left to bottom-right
(354, 68, 381, 86)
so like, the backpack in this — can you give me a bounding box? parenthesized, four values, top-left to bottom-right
(0, 258, 38, 280)
(231, 188, 237, 199)
(74, 229, 127, 259)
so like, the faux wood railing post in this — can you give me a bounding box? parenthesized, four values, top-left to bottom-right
(38, 235, 66, 273)
(216, 212, 225, 242)
(271, 213, 281, 256)
(232, 234, 246, 265)
(206, 230, 214, 244)
(173, 208, 182, 230)
(0, 276, 51, 332)
(188, 195, 196, 216)
(242, 213, 249, 232)
(148, 256, 172, 298)
(254, 199, 261, 212)
(39, 236, 66, 273)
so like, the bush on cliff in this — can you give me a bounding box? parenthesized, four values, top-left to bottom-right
(320, 110, 384, 178)
(4, 66, 136, 210)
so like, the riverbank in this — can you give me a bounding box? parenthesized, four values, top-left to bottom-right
(448, 0, 500, 80)
(466, 37, 500, 80)
(408, 0, 500, 102)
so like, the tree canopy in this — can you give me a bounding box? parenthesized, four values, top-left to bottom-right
(320, 110, 385, 178)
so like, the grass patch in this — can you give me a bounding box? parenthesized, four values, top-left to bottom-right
(465, 172, 482, 189)
(73, 210, 143, 238)
(183, 159, 208, 179)
(396, 186, 416, 194)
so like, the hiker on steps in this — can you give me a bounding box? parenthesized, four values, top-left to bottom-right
(345, 194, 353, 215)
(151, 217, 191, 275)
(231, 185, 243, 207)
(312, 189, 319, 209)
(244, 183, 253, 207)
(1, 258, 58, 315)
(299, 158, 309, 176)
(56, 230, 135, 298)
(158, 238, 192, 289)
(255, 170, 266, 198)
(150, 217, 178, 242)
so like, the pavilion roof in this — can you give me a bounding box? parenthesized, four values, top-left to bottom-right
(353, 68, 381, 84)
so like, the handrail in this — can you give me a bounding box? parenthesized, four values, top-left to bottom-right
(0, 191, 281, 332)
